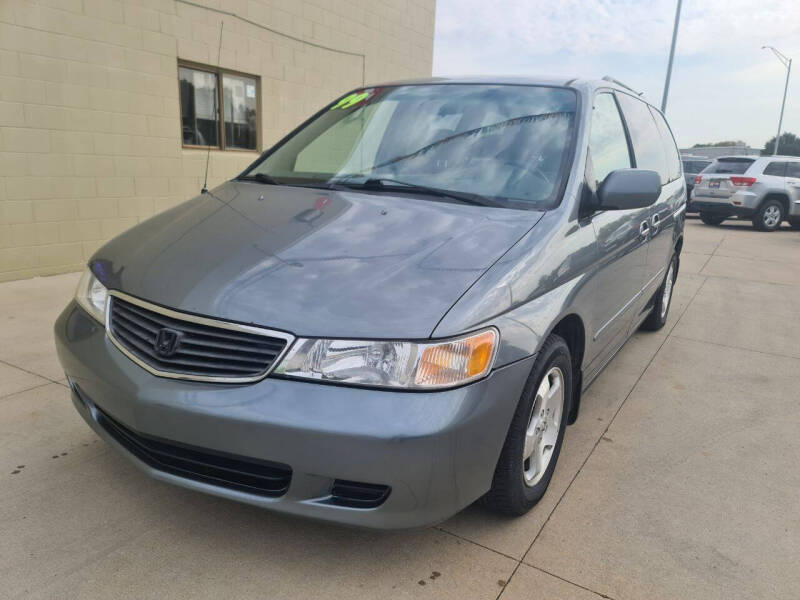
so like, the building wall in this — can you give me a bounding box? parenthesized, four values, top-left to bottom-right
(0, 0, 436, 282)
(679, 146, 761, 159)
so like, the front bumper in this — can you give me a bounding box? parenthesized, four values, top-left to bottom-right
(55, 302, 533, 529)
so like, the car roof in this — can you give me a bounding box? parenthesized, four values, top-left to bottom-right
(368, 75, 659, 108)
(760, 155, 800, 161)
(714, 155, 760, 160)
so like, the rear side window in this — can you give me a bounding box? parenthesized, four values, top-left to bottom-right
(763, 161, 787, 176)
(649, 107, 681, 182)
(704, 158, 754, 174)
(787, 162, 800, 178)
(588, 93, 632, 186)
(616, 93, 668, 184)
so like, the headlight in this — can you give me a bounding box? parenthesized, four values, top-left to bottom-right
(274, 329, 498, 389)
(75, 267, 108, 324)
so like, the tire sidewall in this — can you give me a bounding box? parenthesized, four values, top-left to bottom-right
(512, 339, 573, 506)
(656, 255, 677, 325)
(700, 212, 724, 226)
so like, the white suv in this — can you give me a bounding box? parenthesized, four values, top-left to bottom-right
(691, 155, 800, 231)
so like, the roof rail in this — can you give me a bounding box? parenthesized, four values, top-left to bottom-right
(602, 76, 644, 96)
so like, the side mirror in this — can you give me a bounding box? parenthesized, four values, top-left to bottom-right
(597, 169, 661, 210)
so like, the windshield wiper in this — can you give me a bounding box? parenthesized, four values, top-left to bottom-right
(335, 177, 498, 207)
(239, 172, 281, 185)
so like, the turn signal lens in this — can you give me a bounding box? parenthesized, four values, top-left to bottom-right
(275, 328, 499, 389)
(416, 330, 497, 387)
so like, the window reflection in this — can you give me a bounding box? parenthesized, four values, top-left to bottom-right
(223, 74, 257, 150)
(179, 67, 220, 147)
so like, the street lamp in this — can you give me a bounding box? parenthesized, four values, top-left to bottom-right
(762, 45, 792, 155)
(661, 0, 683, 112)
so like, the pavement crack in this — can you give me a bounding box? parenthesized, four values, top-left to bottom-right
(0, 380, 57, 401)
(520, 264, 708, 563)
(0, 357, 66, 387)
(668, 334, 800, 362)
(433, 527, 519, 562)
(528, 565, 618, 599)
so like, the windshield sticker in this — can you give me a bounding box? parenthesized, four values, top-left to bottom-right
(330, 90, 373, 110)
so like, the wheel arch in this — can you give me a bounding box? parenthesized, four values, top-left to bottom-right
(760, 192, 790, 215)
(674, 234, 684, 255)
(548, 313, 586, 425)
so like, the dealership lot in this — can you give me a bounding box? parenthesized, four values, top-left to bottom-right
(1, 218, 798, 600)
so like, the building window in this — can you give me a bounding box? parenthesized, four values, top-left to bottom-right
(178, 62, 259, 151)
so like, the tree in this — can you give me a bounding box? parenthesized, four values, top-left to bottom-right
(691, 140, 747, 148)
(762, 132, 800, 156)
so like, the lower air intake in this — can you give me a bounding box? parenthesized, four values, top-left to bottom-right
(330, 479, 391, 508)
(94, 405, 292, 497)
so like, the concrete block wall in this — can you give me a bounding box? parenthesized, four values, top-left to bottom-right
(0, 0, 435, 281)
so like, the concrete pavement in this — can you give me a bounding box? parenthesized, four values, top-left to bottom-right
(1, 219, 798, 599)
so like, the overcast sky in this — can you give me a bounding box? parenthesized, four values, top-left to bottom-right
(433, 0, 799, 149)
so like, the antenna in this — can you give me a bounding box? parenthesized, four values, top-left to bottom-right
(202, 20, 224, 194)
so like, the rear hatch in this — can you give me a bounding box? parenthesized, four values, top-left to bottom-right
(693, 157, 756, 200)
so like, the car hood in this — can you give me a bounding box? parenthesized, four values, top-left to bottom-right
(92, 181, 543, 339)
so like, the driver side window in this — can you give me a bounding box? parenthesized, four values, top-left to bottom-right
(589, 93, 632, 187)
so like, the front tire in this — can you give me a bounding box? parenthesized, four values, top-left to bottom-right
(482, 334, 572, 516)
(752, 198, 784, 231)
(700, 212, 725, 226)
(641, 254, 677, 331)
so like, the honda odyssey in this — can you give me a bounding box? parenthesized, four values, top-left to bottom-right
(55, 76, 686, 529)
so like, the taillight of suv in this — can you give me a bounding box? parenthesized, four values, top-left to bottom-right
(730, 176, 756, 187)
(694, 175, 702, 184)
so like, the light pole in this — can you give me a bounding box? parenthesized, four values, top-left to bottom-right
(661, 0, 683, 112)
(762, 45, 792, 155)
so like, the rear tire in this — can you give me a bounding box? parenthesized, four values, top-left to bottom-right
(641, 254, 677, 332)
(752, 198, 784, 231)
(700, 212, 725, 226)
(482, 334, 572, 516)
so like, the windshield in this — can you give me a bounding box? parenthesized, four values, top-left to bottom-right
(241, 84, 578, 209)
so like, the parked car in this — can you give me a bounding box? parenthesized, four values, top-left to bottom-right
(692, 155, 800, 230)
(55, 76, 686, 529)
(681, 155, 712, 211)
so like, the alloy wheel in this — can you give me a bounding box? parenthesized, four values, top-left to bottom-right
(523, 366, 564, 487)
(763, 205, 781, 228)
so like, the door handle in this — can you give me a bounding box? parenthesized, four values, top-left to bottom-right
(651, 213, 660, 233)
(639, 220, 650, 238)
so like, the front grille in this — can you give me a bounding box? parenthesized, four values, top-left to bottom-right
(94, 405, 292, 497)
(108, 295, 289, 382)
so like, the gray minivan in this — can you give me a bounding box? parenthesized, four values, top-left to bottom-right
(55, 76, 686, 529)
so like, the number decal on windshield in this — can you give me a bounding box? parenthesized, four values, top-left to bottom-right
(330, 90, 373, 110)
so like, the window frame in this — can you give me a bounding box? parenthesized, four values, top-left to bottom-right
(647, 105, 682, 182)
(177, 59, 261, 153)
(588, 90, 635, 187)
(614, 91, 673, 185)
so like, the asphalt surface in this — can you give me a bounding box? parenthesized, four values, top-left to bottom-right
(1, 218, 798, 599)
